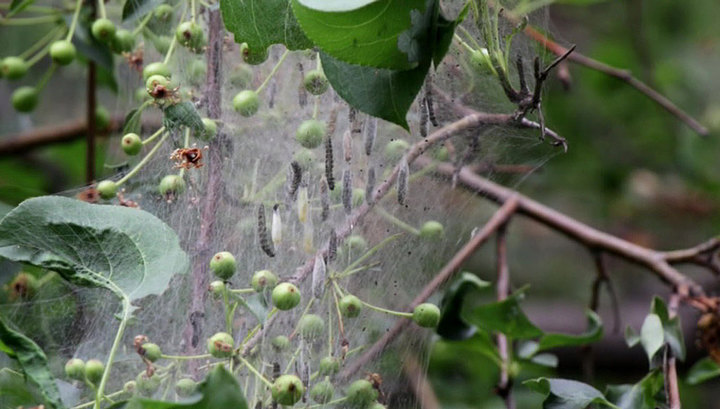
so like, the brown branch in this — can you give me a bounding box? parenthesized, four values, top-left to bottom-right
(665, 293, 682, 409)
(520, 25, 708, 136)
(403, 354, 440, 409)
(496, 225, 515, 409)
(339, 197, 519, 380)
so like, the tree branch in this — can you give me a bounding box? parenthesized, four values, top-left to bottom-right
(495, 224, 515, 409)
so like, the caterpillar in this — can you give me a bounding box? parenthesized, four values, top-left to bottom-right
(343, 129, 352, 163)
(257, 204, 275, 257)
(364, 117, 377, 156)
(397, 157, 409, 205)
(328, 229, 337, 262)
(325, 132, 335, 190)
(320, 177, 330, 221)
(366, 167, 376, 205)
(425, 75, 438, 126)
(287, 160, 302, 200)
(342, 169, 352, 214)
(271, 204, 282, 245)
(297, 62, 307, 108)
(419, 97, 428, 138)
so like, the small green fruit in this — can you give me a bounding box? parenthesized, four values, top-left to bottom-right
(97, 180, 118, 200)
(271, 335, 290, 350)
(121, 133, 142, 156)
(136, 371, 161, 396)
(239, 42, 268, 65)
(123, 380, 136, 394)
(339, 295, 362, 318)
(111, 29, 136, 54)
(197, 118, 216, 141)
(229, 64, 253, 88)
(175, 378, 196, 397)
(419, 221, 444, 240)
(345, 379, 378, 408)
(153, 4, 174, 20)
(84, 359, 104, 385)
(384, 139, 409, 162)
(135, 87, 150, 102)
(303, 69, 329, 95)
(293, 148, 315, 170)
(91, 18, 116, 43)
(141, 343, 162, 362)
(310, 379, 334, 404)
(207, 332, 234, 358)
(318, 356, 340, 375)
(271, 374, 304, 406)
(298, 314, 324, 340)
(209, 280, 225, 298)
(272, 282, 301, 311)
(152, 35, 172, 54)
(412, 303, 440, 328)
(49, 40, 76, 65)
(11, 86, 38, 113)
(159, 174, 186, 196)
(143, 62, 171, 81)
(95, 106, 110, 130)
(175, 21, 205, 52)
(344, 235, 367, 253)
(251, 269, 278, 292)
(64, 358, 85, 381)
(209, 251, 236, 280)
(1, 57, 28, 80)
(295, 119, 326, 149)
(232, 90, 260, 117)
(145, 74, 172, 98)
(188, 59, 207, 85)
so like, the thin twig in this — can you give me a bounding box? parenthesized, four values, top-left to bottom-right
(403, 354, 440, 409)
(665, 293, 682, 409)
(496, 225, 515, 409)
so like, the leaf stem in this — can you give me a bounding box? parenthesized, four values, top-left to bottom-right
(117, 132, 169, 186)
(236, 354, 273, 387)
(255, 49, 289, 93)
(141, 126, 165, 145)
(373, 207, 420, 236)
(66, 0, 83, 41)
(97, 0, 107, 19)
(132, 12, 153, 36)
(20, 26, 62, 59)
(0, 15, 59, 25)
(160, 353, 212, 360)
(94, 297, 131, 409)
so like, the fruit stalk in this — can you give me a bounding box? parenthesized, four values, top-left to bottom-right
(94, 296, 131, 409)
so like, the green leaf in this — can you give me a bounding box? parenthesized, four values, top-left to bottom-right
(640, 314, 664, 362)
(530, 353, 559, 368)
(220, 0, 312, 53)
(461, 290, 543, 339)
(0, 368, 45, 409)
(437, 272, 491, 340)
(8, 0, 35, 17)
(293, 0, 427, 70)
(441, 331, 501, 365)
(686, 357, 720, 385)
(71, 14, 114, 72)
(625, 325, 640, 348)
(123, 108, 143, 135)
(0, 196, 189, 302)
(321, 52, 429, 129)
(0, 318, 64, 409)
(122, 0, 162, 22)
(110, 365, 248, 409)
(536, 310, 603, 351)
(605, 371, 664, 409)
(524, 378, 618, 409)
(163, 102, 204, 134)
(650, 296, 685, 360)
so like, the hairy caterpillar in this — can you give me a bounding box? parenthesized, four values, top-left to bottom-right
(397, 157, 409, 205)
(325, 133, 335, 190)
(257, 204, 275, 257)
(364, 117, 377, 156)
(342, 169, 352, 214)
(366, 167, 376, 205)
(287, 160, 302, 200)
(320, 176, 330, 221)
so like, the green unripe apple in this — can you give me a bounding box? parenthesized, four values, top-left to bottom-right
(111, 29, 136, 54)
(49, 40, 76, 65)
(303, 69, 329, 95)
(143, 62, 171, 81)
(145, 74, 172, 98)
(339, 294, 362, 318)
(97, 180, 118, 200)
(412, 303, 440, 328)
(232, 90, 260, 117)
(91, 18, 116, 43)
(207, 332, 234, 358)
(84, 359, 104, 385)
(239, 42, 268, 65)
(64, 358, 85, 381)
(175, 21, 205, 52)
(384, 139, 409, 162)
(310, 379, 334, 404)
(95, 106, 111, 130)
(295, 119, 326, 149)
(318, 356, 340, 375)
(121, 133, 142, 156)
(345, 379, 378, 408)
(141, 343, 162, 362)
(123, 380, 136, 394)
(188, 59, 207, 85)
(175, 378, 196, 397)
(271, 335, 290, 350)
(271, 374, 304, 406)
(159, 174, 185, 196)
(209, 251, 236, 280)
(11, 86, 38, 113)
(251, 269, 278, 292)
(271, 282, 301, 311)
(1, 57, 28, 80)
(419, 221, 444, 240)
(136, 371, 161, 396)
(298, 314, 324, 340)
(293, 148, 316, 170)
(344, 235, 367, 252)
(153, 4, 174, 20)
(229, 64, 253, 88)
(208, 280, 225, 299)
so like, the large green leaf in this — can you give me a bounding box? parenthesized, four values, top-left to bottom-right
(524, 378, 619, 409)
(605, 371, 664, 409)
(0, 196, 189, 302)
(0, 318, 63, 409)
(0, 368, 45, 409)
(686, 357, 720, 385)
(436, 272, 491, 340)
(109, 365, 248, 409)
(220, 0, 312, 53)
(536, 310, 603, 351)
(461, 290, 543, 339)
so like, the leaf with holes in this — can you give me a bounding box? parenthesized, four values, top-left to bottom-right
(0, 318, 63, 409)
(220, 0, 312, 53)
(0, 196, 189, 302)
